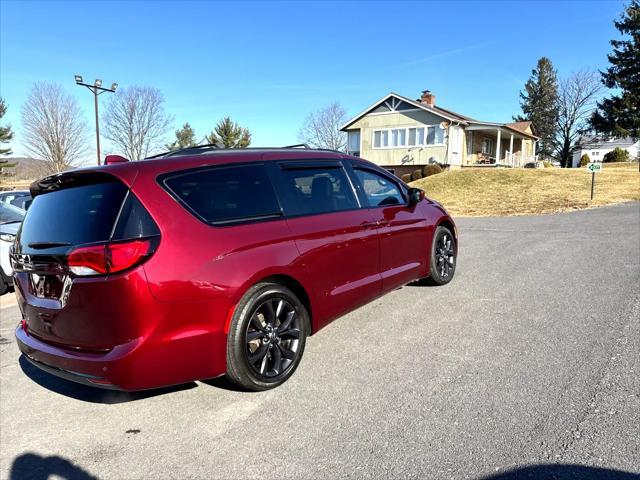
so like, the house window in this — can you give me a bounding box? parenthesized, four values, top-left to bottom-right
(408, 127, 425, 146)
(373, 130, 389, 148)
(373, 126, 443, 149)
(592, 151, 599, 156)
(433, 126, 444, 144)
(347, 131, 360, 156)
(391, 129, 406, 147)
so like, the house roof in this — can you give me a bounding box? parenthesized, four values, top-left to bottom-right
(505, 121, 535, 135)
(575, 135, 639, 149)
(339, 92, 471, 131)
(340, 92, 538, 139)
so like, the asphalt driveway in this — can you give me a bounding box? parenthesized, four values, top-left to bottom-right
(1, 203, 638, 480)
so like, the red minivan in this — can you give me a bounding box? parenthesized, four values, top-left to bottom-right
(12, 147, 457, 391)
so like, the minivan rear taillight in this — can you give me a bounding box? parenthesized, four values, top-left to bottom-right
(67, 239, 156, 276)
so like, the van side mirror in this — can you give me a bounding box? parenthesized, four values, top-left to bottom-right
(408, 188, 424, 206)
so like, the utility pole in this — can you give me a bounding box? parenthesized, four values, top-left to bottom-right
(74, 75, 117, 165)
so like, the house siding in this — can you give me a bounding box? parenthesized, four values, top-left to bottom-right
(571, 142, 640, 167)
(346, 109, 449, 167)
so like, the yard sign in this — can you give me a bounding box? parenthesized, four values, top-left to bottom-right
(586, 162, 602, 200)
(586, 162, 602, 174)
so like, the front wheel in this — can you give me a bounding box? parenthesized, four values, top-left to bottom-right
(427, 226, 457, 285)
(226, 282, 309, 391)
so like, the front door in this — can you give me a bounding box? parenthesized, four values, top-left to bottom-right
(350, 166, 429, 292)
(449, 126, 463, 166)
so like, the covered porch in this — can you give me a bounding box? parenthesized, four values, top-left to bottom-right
(464, 124, 537, 167)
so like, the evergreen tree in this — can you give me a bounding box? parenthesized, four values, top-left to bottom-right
(591, 0, 640, 138)
(0, 97, 14, 156)
(0, 97, 16, 177)
(205, 117, 251, 148)
(514, 57, 559, 159)
(166, 123, 197, 151)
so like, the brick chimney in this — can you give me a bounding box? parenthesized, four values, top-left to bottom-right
(420, 90, 436, 107)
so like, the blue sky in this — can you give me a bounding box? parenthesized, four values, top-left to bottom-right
(0, 0, 625, 160)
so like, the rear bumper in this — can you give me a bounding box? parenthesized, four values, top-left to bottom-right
(16, 324, 140, 390)
(15, 309, 227, 391)
(21, 353, 123, 390)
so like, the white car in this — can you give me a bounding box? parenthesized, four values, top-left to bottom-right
(0, 203, 25, 295)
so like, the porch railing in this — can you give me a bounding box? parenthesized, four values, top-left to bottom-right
(466, 152, 538, 167)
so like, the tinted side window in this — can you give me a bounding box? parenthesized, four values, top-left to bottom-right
(163, 164, 281, 225)
(112, 193, 160, 240)
(354, 169, 405, 207)
(278, 167, 358, 216)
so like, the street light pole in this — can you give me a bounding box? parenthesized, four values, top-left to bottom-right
(74, 75, 117, 165)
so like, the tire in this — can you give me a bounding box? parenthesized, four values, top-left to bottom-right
(226, 282, 309, 391)
(427, 226, 457, 285)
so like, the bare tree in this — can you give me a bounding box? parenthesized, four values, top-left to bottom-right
(553, 71, 603, 167)
(102, 86, 172, 160)
(298, 102, 347, 151)
(21, 83, 89, 174)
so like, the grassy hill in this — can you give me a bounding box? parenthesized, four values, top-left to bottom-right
(411, 162, 640, 216)
(0, 157, 50, 189)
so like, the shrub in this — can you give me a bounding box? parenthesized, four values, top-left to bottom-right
(542, 160, 553, 168)
(603, 147, 630, 163)
(579, 153, 590, 167)
(422, 163, 443, 177)
(400, 173, 412, 183)
(411, 169, 423, 181)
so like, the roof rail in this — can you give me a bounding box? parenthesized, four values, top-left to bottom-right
(283, 144, 346, 154)
(282, 143, 311, 149)
(143, 143, 346, 160)
(145, 143, 223, 160)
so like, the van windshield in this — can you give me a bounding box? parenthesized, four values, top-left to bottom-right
(19, 180, 127, 247)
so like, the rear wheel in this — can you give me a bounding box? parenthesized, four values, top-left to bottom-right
(427, 226, 456, 285)
(0, 276, 7, 296)
(226, 282, 309, 391)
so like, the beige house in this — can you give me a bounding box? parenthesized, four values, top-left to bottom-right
(341, 91, 538, 177)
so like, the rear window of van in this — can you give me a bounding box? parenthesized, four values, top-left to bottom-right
(20, 180, 128, 247)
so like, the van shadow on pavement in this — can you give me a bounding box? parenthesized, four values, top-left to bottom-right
(10, 455, 639, 480)
(479, 464, 640, 480)
(10, 453, 98, 480)
(18, 355, 196, 404)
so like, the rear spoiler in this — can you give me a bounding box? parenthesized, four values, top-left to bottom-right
(30, 167, 138, 198)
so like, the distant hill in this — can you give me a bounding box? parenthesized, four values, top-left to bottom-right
(0, 157, 49, 182)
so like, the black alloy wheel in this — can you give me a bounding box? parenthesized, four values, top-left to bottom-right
(245, 297, 302, 378)
(428, 226, 456, 285)
(227, 283, 309, 391)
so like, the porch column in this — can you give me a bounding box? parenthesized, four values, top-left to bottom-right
(495, 129, 501, 164)
(509, 134, 514, 166)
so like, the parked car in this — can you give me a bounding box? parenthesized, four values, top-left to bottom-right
(0, 190, 32, 211)
(12, 147, 457, 391)
(0, 202, 25, 295)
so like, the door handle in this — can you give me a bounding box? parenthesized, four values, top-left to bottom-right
(360, 220, 389, 229)
(360, 221, 379, 229)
